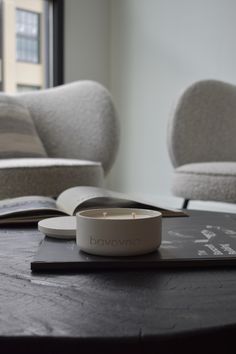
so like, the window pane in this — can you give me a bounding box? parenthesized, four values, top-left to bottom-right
(16, 9, 40, 63)
(17, 84, 41, 92)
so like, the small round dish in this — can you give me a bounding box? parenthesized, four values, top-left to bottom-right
(38, 216, 76, 239)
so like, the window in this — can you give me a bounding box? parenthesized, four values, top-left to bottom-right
(16, 9, 40, 64)
(17, 84, 41, 92)
(0, 0, 64, 93)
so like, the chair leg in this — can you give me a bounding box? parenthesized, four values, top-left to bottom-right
(182, 199, 190, 209)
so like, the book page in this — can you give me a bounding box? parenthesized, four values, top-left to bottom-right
(0, 196, 66, 222)
(56, 187, 123, 215)
(56, 186, 186, 217)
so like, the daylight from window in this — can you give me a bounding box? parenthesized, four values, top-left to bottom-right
(0, 0, 50, 93)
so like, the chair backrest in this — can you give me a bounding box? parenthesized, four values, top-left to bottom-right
(167, 79, 236, 168)
(15, 81, 120, 175)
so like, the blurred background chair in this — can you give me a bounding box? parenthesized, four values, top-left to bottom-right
(0, 80, 120, 198)
(167, 79, 236, 209)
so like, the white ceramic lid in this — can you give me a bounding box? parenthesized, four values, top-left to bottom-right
(38, 216, 76, 239)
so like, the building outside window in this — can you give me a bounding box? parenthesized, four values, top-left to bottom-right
(0, 0, 63, 93)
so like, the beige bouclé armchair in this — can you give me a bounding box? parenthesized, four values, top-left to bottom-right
(0, 80, 120, 198)
(167, 79, 236, 209)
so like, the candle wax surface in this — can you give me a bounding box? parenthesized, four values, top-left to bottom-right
(97, 214, 151, 220)
(78, 208, 161, 220)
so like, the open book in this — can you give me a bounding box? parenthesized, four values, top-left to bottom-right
(0, 186, 186, 224)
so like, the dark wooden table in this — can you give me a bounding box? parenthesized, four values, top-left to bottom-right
(1, 210, 236, 354)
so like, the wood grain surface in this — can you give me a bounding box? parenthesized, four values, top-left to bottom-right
(1, 211, 236, 353)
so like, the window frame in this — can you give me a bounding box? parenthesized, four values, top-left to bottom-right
(46, 0, 64, 87)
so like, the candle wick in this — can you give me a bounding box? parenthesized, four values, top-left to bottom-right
(132, 212, 136, 219)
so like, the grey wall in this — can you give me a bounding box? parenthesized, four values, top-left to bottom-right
(64, 0, 110, 88)
(64, 0, 236, 199)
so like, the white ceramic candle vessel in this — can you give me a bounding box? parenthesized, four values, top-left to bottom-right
(76, 208, 162, 256)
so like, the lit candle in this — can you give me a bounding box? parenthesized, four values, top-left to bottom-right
(76, 208, 162, 257)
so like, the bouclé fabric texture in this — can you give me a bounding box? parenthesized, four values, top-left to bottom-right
(0, 95, 47, 158)
(168, 79, 236, 203)
(0, 81, 119, 198)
